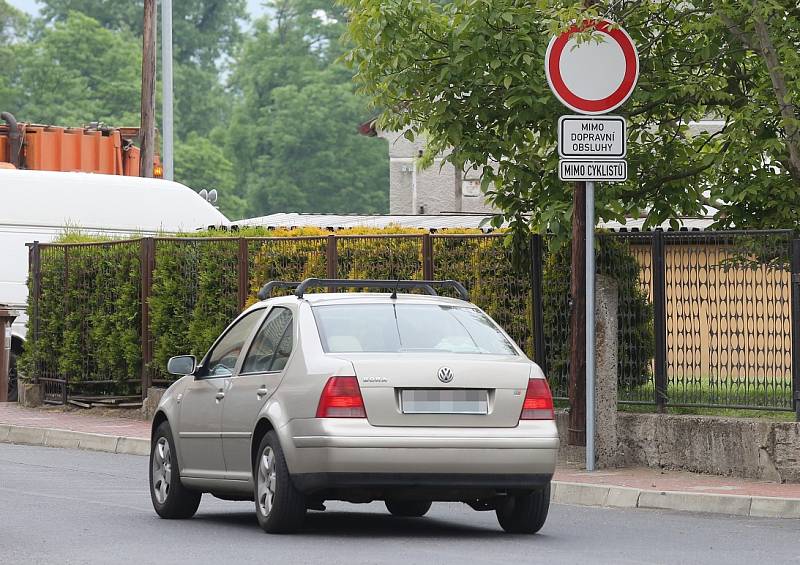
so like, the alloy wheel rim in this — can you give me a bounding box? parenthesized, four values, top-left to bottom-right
(152, 437, 172, 504)
(257, 446, 277, 517)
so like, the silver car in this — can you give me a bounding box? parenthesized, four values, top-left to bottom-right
(149, 279, 558, 534)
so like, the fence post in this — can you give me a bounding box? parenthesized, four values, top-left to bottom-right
(326, 235, 338, 292)
(792, 239, 800, 421)
(30, 242, 41, 383)
(140, 238, 155, 399)
(530, 234, 547, 372)
(422, 234, 434, 280)
(237, 237, 248, 309)
(63, 246, 69, 403)
(652, 230, 668, 412)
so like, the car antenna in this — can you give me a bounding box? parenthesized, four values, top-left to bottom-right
(390, 276, 401, 299)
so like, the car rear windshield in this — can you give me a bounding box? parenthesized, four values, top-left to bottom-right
(312, 303, 517, 355)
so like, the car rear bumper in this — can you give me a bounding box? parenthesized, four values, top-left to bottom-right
(292, 472, 553, 493)
(281, 418, 559, 491)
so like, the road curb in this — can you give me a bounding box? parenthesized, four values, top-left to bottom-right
(1, 424, 149, 456)
(552, 480, 800, 519)
(2, 425, 799, 519)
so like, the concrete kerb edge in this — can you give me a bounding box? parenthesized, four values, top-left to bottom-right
(1, 425, 798, 519)
(551, 480, 800, 519)
(0, 424, 149, 456)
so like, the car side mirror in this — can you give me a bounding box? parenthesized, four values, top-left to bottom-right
(167, 355, 196, 376)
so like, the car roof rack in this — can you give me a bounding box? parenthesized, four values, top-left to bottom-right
(257, 278, 469, 301)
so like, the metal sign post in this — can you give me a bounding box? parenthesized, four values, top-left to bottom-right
(585, 181, 595, 470)
(546, 18, 639, 472)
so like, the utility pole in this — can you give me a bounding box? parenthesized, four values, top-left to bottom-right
(161, 0, 174, 181)
(139, 0, 156, 178)
(567, 0, 598, 447)
(568, 179, 587, 445)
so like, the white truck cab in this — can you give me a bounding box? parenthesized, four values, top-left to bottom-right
(0, 169, 229, 397)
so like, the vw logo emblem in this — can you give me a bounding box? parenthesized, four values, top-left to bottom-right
(437, 367, 454, 383)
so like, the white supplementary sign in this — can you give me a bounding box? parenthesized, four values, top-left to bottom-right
(545, 19, 639, 115)
(559, 160, 627, 182)
(558, 115, 626, 159)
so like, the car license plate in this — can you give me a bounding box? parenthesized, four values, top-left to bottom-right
(401, 389, 488, 415)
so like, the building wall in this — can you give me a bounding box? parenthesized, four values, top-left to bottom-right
(380, 130, 497, 215)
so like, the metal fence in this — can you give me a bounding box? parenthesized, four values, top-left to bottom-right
(25, 230, 800, 418)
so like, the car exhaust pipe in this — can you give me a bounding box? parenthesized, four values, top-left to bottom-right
(1, 112, 22, 168)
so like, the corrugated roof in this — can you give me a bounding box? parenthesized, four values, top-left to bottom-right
(233, 212, 714, 232)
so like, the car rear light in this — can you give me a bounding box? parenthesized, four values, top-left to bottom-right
(316, 376, 367, 418)
(520, 378, 554, 420)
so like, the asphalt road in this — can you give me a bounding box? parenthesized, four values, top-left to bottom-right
(1, 444, 797, 565)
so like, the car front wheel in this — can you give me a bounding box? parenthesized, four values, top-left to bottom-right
(149, 421, 201, 519)
(254, 431, 306, 534)
(495, 483, 551, 534)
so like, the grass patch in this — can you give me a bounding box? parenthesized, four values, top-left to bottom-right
(618, 403, 795, 421)
(554, 376, 795, 421)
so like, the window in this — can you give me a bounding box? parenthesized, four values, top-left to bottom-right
(242, 307, 293, 374)
(313, 304, 517, 355)
(204, 310, 264, 377)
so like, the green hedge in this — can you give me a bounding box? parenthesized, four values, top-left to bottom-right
(543, 236, 655, 399)
(22, 242, 141, 395)
(22, 228, 654, 397)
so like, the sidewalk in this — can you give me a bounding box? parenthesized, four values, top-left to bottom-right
(2, 403, 799, 518)
(0, 402, 150, 455)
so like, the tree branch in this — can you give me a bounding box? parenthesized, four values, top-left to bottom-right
(750, 8, 800, 180)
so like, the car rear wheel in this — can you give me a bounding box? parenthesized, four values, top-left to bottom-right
(254, 431, 306, 534)
(385, 499, 432, 517)
(150, 421, 201, 519)
(495, 483, 550, 534)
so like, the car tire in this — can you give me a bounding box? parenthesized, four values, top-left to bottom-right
(254, 431, 306, 534)
(385, 499, 432, 517)
(8, 350, 18, 402)
(495, 482, 551, 534)
(149, 421, 201, 519)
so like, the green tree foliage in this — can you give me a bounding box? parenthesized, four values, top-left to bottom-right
(38, 0, 246, 67)
(236, 81, 389, 215)
(227, 1, 389, 215)
(35, 0, 247, 140)
(2, 12, 141, 124)
(0, 0, 28, 102)
(0, 0, 28, 44)
(174, 133, 247, 219)
(342, 0, 800, 234)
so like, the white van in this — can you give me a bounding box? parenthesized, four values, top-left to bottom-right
(0, 169, 229, 399)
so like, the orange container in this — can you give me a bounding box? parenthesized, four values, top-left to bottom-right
(24, 126, 124, 174)
(0, 121, 158, 177)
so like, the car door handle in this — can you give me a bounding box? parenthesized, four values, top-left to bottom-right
(257, 387, 268, 398)
(215, 391, 225, 400)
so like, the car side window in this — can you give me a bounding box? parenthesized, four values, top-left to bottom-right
(204, 310, 264, 378)
(242, 307, 293, 374)
(270, 319, 293, 372)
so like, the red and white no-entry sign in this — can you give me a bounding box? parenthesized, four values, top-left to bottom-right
(545, 19, 639, 115)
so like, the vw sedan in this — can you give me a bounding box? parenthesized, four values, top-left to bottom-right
(149, 279, 558, 534)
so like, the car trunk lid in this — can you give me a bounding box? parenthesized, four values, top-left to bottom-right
(332, 353, 531, 427)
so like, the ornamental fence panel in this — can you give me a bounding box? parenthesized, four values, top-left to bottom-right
(24, 230, 800, 418)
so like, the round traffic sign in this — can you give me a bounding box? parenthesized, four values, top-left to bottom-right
(545, 19, 639, 115)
